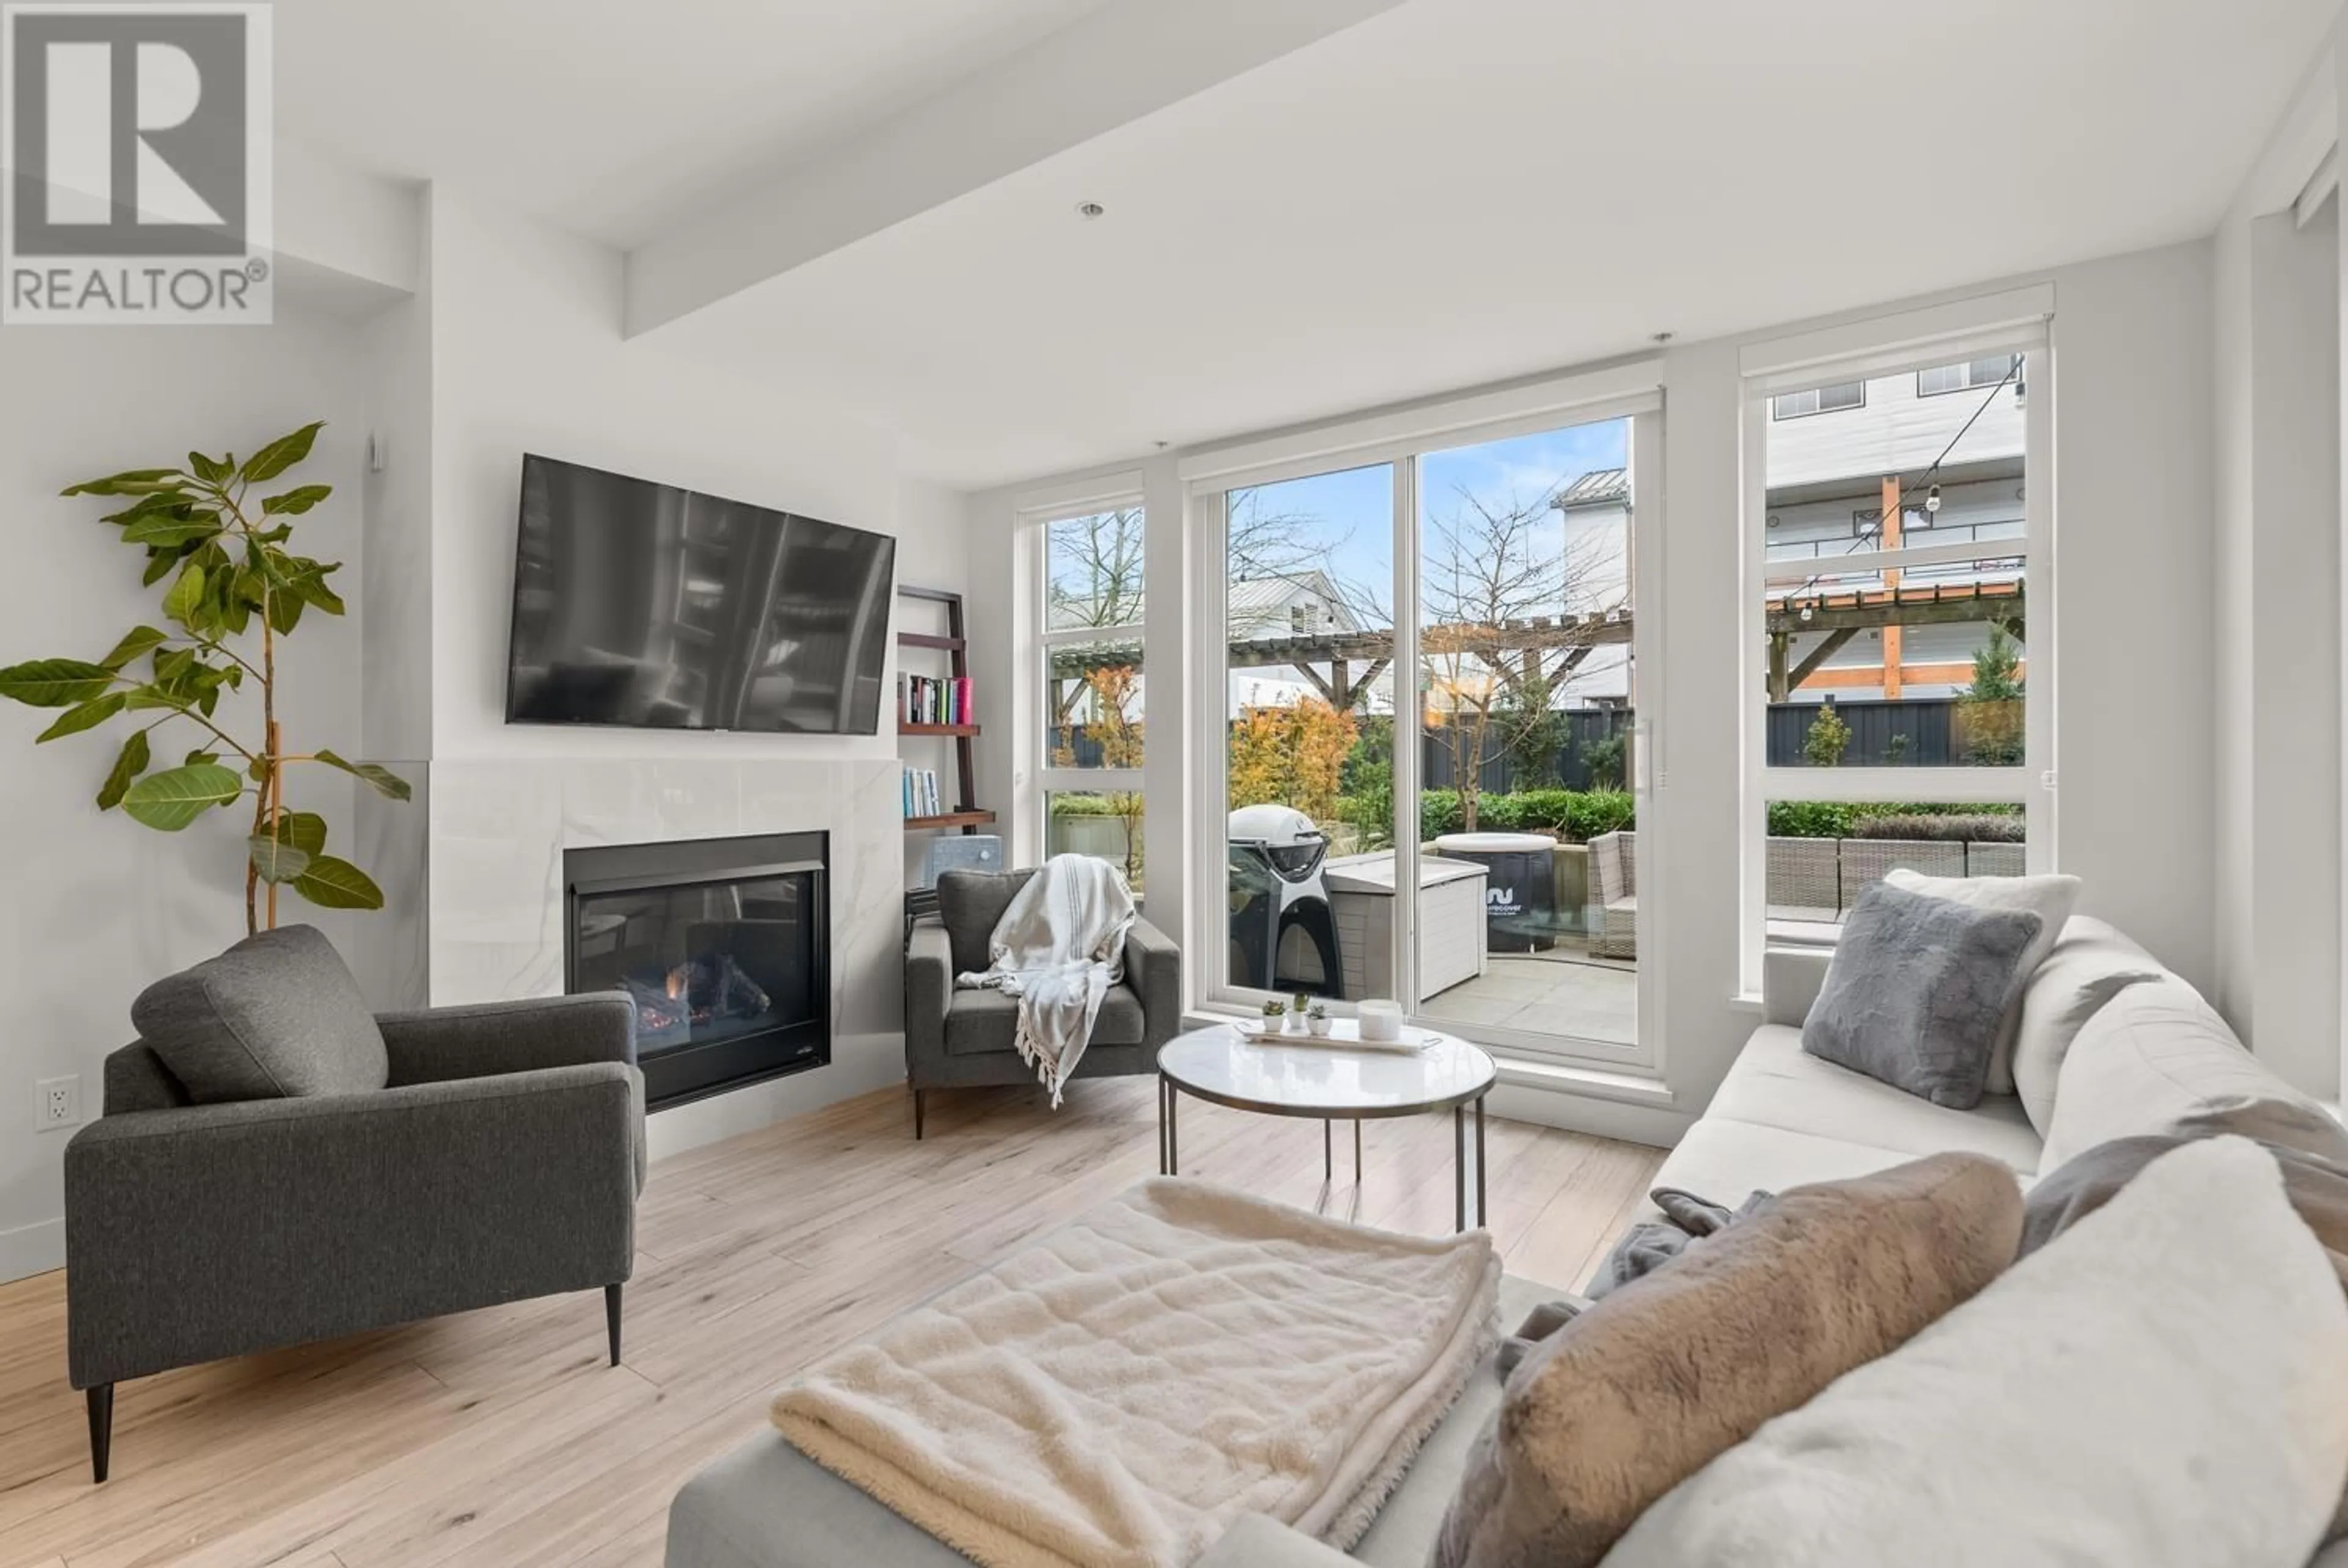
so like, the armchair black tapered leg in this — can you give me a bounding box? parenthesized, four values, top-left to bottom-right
(605, 1284, 624, 1367)
(914, 1087, 926, 1141)
(86, 1383, 113, 1484)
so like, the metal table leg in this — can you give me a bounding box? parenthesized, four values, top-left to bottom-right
(1157, 1075, 1168, 1176)
(1475, 1095, 1487, 1229)
(1453, 1106, 1466, 1233)
(1167, 1080, 1180, 1176)
(1353, 1119, 1362, 1183)
(1323, 1118, 1332, 1181)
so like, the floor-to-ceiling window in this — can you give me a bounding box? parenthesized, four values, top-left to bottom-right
(1194, 379, 1662, 1066)
(1743, 317, 2053, 982)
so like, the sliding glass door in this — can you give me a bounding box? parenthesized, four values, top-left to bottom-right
(1200, 396, 1659, 1066)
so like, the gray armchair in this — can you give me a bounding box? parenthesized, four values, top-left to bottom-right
(904, 868, 1181, 1137)
(65, 926, 643, 1482)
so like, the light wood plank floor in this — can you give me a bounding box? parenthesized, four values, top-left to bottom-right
(0, 1079, 1663, 1568)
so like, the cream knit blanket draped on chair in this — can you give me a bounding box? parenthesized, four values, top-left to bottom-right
(772, 1179, 1501, 1568)
(956, 853, 1137, 1106)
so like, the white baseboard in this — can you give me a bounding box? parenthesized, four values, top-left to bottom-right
(0, 1216, 65, 1284)
(1486, 1078, 1691, 1149)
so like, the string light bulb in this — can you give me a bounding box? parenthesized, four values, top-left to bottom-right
(1925, 482, 1943, 515)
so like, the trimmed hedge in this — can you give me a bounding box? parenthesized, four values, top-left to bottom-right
(1768, 801, 2025, 839)
(1851, 812, 2026, 844)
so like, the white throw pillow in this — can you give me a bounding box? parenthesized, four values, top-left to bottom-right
(1883, 869, 2080, 1096)
(2039, 978, 2307, 1172)
(1602, 1137, 2348, 1568)
(2010, 916, 2167, 1136)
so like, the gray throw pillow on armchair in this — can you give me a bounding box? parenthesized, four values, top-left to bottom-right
(131, 924, 388, 1103)
(1800, 882, 2043, 1111)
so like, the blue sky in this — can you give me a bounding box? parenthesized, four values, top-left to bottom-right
(1228, 417, 1628, 627)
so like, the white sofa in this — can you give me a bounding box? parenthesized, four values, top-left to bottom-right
(1646, 946, 2048, 1207)
(674, 916, 2348, 1568)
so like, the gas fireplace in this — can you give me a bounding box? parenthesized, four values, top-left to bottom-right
(564, 831, 830, 1110)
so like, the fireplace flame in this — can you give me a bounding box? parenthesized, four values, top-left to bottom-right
(665, 965, 689, 1000)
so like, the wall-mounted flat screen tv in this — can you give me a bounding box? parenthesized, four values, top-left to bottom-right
(506, 455, 896, 734)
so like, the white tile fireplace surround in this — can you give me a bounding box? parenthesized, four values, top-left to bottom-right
(424, 756, 907, 1160)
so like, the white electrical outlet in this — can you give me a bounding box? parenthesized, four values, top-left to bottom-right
(35, 1075, 79, 1132)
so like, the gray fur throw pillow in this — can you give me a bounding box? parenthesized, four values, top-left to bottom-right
(1801, 880, 2044, 1110)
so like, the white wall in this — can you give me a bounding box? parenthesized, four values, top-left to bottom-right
(426, 186, 929, 764)
(970, 237, 2224, 1141)
(415, 188, 972, 1160)
(0, 309, 374, 1278)
(2209, 21, 2346, 1097)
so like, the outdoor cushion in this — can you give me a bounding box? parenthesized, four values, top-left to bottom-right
(1801, 881, 2043, 1110)
(936, 868, 1039, 977)
(1707, 1026, 2042, 1175)
(130, 924, 388, 1103)
(942, 985, 1145, 1056)
(1883, 869, 2080, 1095)
(2009, 915, 2167, 1136)
(2040, 979, 2305, 1171)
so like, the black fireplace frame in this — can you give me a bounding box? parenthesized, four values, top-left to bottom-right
(563, 831, 832, 1111)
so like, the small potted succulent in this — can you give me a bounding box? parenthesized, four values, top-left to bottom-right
(1306, 1001, 1332, 1037)
(1290, 991, 1312, 1031)
(1260, 998, 1288, 1034)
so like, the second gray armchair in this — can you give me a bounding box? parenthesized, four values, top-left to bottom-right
(904, 868, 1182, 1136)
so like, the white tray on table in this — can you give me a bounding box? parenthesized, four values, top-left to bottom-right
(1231, 1018, 1436, 1055)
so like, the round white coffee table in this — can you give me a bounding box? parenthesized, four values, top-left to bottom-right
(1156, 1026, 1499, 1231)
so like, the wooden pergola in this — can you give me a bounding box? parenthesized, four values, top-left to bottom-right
(1763, 578, 2025, 703)
(1046, 580, 2024, 712)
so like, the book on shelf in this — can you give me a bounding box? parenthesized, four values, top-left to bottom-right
(898, 673, 974, 726)
(901, 765, 944, 819)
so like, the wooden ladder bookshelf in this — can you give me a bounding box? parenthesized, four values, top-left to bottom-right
(897, 584, 994, 833)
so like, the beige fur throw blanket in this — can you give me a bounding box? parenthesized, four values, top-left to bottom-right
(772, 1178, 1501, 1568)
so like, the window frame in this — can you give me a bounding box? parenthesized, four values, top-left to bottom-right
(1028, 496, 1149, 869)
(1916, 353, 2021, 399)
(1770, 380, 1866, 421)
(1739, 320, 2056, 995)
(1184, 373, 1668, 1073)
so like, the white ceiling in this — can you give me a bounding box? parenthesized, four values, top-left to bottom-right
(280, 0, 2338, 490)
(639, 0, 2335, 487)
(275, 0, 1107, 246)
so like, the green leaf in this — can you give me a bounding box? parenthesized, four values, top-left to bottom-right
(267, 591, 304, 636)
(260, 484, 333, 515)
(248, 834, 312, 885)
(36, 692, 124, 742)
(141, 550, 178, 587)
(97, 729, 151, 811)
(314, 749, 412, 801)
(289, 570, 347, 615)
(0, 658, 114, 707)
(290, 855, 383, 911)
(120, 512, 222, 548)
(62, 468, 181, 498)
(162, 562, 205, 628)
(102, 493, 184, 526)
(152, 646, 196, 688)
(184, 749, 220, 767)
(120, 763, 242, 831)
(273, 809, 328, 856)
(241, 422, 323, 485)
(188, 451, 232, 485)
(99, 626, 169, 671)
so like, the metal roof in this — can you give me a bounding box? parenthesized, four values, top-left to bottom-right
(1553, 468, 1628, 510)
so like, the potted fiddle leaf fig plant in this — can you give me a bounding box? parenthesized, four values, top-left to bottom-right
(0, 421, 408, 936)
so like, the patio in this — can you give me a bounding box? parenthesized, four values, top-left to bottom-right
(1420, 944, 1637, 1047)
